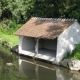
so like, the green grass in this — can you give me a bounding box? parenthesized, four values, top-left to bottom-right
(0, 32, 18, 47)
(0, 19, 21, 47)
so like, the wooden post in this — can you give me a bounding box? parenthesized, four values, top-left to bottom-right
(35, 38, 39, 55)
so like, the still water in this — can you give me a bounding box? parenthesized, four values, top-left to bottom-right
(0, 46, 80, 80)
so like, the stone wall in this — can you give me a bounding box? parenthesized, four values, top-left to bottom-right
(60, 59, 80, 71)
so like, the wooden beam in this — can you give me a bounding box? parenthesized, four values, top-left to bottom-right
(35, 38, 39, 55)
(33, 38, 39, 59)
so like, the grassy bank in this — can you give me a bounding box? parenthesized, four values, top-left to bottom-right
(0, 32, 18, 47)
(0, 19, 22, 47)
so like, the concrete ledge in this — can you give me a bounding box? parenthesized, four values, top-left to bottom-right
(11, 45, 18, 53)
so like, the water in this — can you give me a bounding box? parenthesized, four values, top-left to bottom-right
(0, 45, 80, 80)
(19, 57, 80, 80)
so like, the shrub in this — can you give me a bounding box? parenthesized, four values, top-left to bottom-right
(63, 44, 80, 60)
(0, 19, 22, 34)
(72, 44, 80, 59)
(0, 25, 4, 32)
(8, 20, 16, 29)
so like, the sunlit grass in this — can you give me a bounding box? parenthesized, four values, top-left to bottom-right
(0, 20, 22, 47)
(0, 32, 18, 46)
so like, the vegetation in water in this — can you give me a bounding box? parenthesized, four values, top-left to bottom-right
(0, 44, 19, 80)
(63, 44, 80, 60)
(0, 44, 36, 80)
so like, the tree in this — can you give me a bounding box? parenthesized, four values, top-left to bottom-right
(0, 0, 80, 23)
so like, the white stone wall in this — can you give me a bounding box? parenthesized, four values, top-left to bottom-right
(56, 22, 80, 62)
(22, 37, 36, 50)
(19, 36, 24, 54)
(18, 36, 36, 56)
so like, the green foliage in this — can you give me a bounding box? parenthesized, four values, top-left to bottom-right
(0, 0, 80, 23)
(0, 19, 22, 34)
(62, 50, 71, 60)
(63, 44, 80, 60)
(7, 0, 35, 23)
(0, 25, 4, 32)
(72, 44, 80, 59)
(7, 20, 22, 34)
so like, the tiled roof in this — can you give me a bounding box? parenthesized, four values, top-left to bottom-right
(15, 17, 77, 39)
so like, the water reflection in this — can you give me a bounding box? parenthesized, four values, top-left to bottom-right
(0, 51, 19, 80)
(19, 57, 80, 80)
(19, 57, 56, 80)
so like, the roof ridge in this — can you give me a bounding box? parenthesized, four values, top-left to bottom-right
(31, 17, 77, 22)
